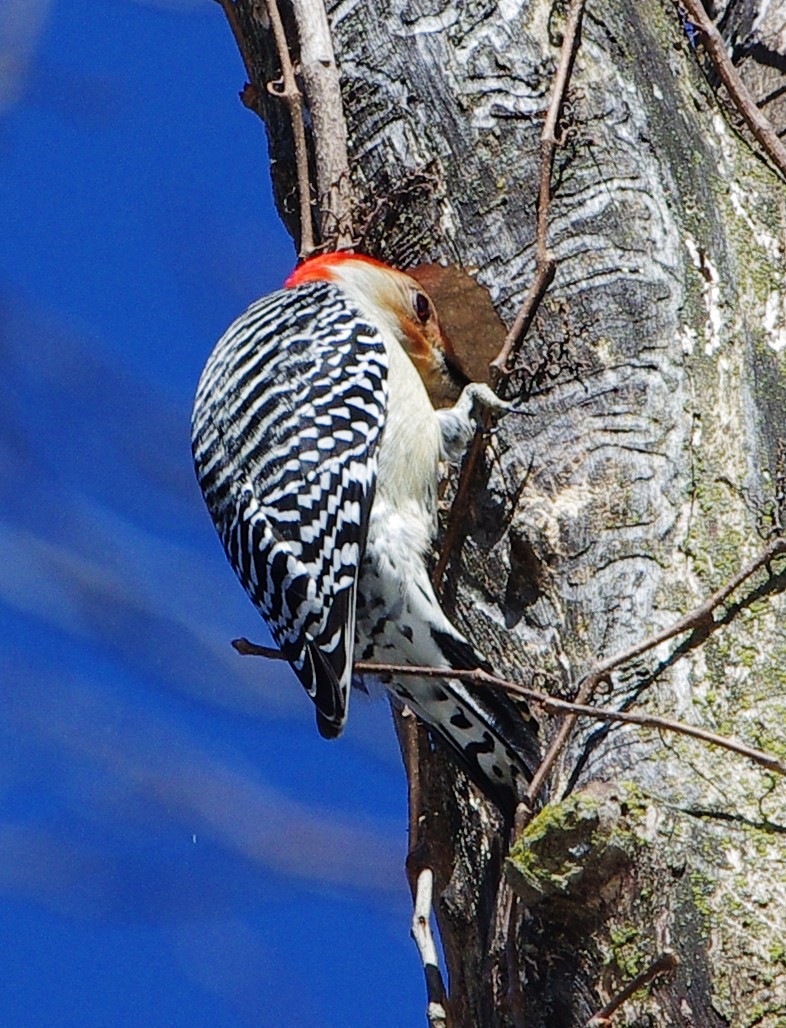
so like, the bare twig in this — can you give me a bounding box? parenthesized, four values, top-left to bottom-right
(523, 534, 786, 804)
(234, 536, 786, 787)
(339, 663, 786, 779)
(288, 0, 354, 247)
(432, 424, 486, 591)
(263, 0, 315, 256)
(490, 0, 585, 383)
(434, 0, 585, 591)
(213, 0, 314, 253)
(586, 949, 678, 1027)
(503, 888, 527, 1027)
(215, 0, 352, 253)
(589, 538, 785, 677)
(679, 0, 786, 181)
(232, 638, 280, 659)
(394, 706, 451, 1024)
(242, 641, 451, 1018)
(399, 707, 424, 859)
(527, 684, 786, 778)
(232, 661, 786, 780)
(412, 869, 450, 1028)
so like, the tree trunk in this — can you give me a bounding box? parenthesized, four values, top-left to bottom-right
(220, 1, 786, 1024)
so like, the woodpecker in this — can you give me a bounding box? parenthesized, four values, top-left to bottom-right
(191, 253, 539, 820)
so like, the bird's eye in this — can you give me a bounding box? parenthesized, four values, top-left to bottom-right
(413, 291, 430, 324)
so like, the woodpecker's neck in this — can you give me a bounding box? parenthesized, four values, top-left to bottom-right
(375, 330, 442, 521)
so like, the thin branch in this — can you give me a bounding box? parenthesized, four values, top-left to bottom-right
(288, 0, 354, 248)
(524, 534, 786, 804)
(679, 0, 786, 181)
(263, 0, 315, 257)
(342, 663, 786, 779)
(586, 949, 678, 1027)
(394, 539, 786, 795)
(234, 633, 786, 801)
(531, 685, 786, 778)
(231, 645, 786, 774)
(489, 0, 585, 383)
(432, 425, 486, 591)
(234, 536, 786, 788)
(503, 888, 527, 1027)
(233, 638, 280, 659)
(400, 707, 423, 860)
(434, 0, 585, 592)
(214, 0, 315, 254)
(235, 638, 454, 1020)
(597, 539, 785, 676)
(411, 869, 450, 1028)
(393, 703, 452, 1022)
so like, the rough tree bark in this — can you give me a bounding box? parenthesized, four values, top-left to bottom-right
(216, 1, 786, 1024)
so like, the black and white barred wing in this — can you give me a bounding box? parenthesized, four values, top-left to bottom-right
(191, 281, 388, 738)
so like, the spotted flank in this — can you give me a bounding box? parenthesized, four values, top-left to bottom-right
(356, 516, 540, 822)
(389, 674, 537, 820)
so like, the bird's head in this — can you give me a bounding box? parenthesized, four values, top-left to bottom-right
(286, 253, 469, 407)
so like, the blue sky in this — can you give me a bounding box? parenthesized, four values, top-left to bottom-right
(0, 2, 420, 1024)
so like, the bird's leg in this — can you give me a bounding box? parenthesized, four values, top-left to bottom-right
(436, 382, 511, 462)
(462, 381, 512, 417)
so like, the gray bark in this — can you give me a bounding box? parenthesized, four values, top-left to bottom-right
(224, 1, 786, 1024)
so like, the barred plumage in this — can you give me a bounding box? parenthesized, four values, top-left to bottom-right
(192, 253, 540, 820)
(192, 280, 387, 736)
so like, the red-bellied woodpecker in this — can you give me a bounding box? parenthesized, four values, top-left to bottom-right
(191, 253, 539, 819)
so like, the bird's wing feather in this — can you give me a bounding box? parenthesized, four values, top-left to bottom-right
(191, 281, 388, 734)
